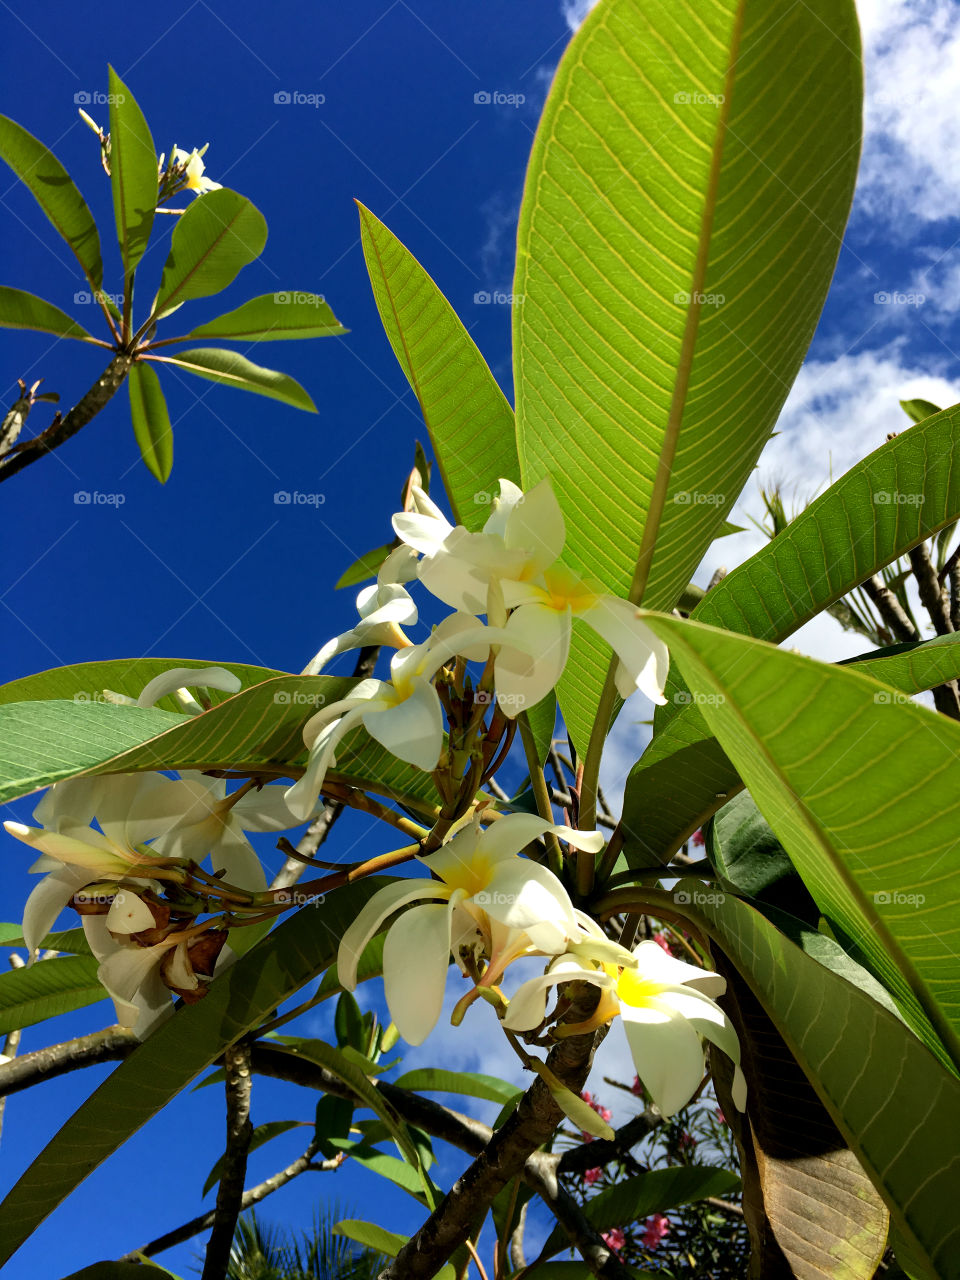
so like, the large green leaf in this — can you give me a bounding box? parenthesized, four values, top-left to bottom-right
(0, 676, 440, 812)
(627, 406, 960, 862)
(0, 287, 95, 341)
(641, 891, 960, 1277)
(107, 67, 157, 276)
(391, 1068, 522, 1107)
(357, 202, 519, 530)
(640, 613, 960, 1070)
(0, 114, 102, 289)
(0, 956, 105, 1032)
(153, 189, 267, 319)
(512, 0, 862, 752)
(128, 361, 173, 483)
(155, 348, 315, 411)
(625, 628, 960, 867)
(185, 291, 346, 341)
(541, 1166, 740, 1259)
(0, 879, 383, 1265)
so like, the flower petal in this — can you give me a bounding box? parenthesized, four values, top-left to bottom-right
(392, 510, 451, 554)
(4, 822, 131, 876)
(22, 866, 90, 954)
(211, 829, 267, 892)
(32, 777, 103, 833)
(337, 879, 451, 991)
(631, 940, 726, 998)
(578, 597, 669, 704)
(496, 604, 571, 717)
(106, 890, 156, 935)
(503, 956, 608, 1031)
(504, 476, 565, 570)
(363, 682, 444, 772)
(620, 1001, 706, 1116)
(482, 859, 578, 949)
(383, 902, 453, 1044)
(137, 665, 241, 709)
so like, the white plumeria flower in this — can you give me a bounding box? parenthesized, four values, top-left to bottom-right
(302, 547, 419, 675)
(5, 773, 200, 954)
(392, 478, 669, 714)
(504, 936, 747, 1118)
(104, 665, 242, 714)
(285, 613, 528, 820)
(172, 145, 222, 195)
(337, 813, 606, 1045)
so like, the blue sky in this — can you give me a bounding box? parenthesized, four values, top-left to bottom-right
(1, 0, 960, 1274)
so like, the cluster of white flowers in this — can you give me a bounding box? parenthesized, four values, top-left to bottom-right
(287, 477, 669, 819)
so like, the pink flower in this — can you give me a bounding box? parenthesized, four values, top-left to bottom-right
(598, 1105, 612, 1123)
(602, 1228, 626, 1253)
(580, 1130, 594, 1143)
(653, 932, 673, 955)
(631, 1075, 644, 1097)
(715, 1106, 727, 1125)
(692, 829, 705, 847)
(642, 1214, 670, 1249)
(678, 1130, 695, 1151)
(584, 1167, 602, 1186)
(581, 1089, 594, 1107)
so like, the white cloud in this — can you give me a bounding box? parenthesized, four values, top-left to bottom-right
(561, 0, 600, 33)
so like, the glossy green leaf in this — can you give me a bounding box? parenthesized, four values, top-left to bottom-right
(705, 790, 818, 923)
(107, 67, 157, 276)
(541, 1166, 740, 1260)
(0, 656, 289, 713)
(202, 1119, 304, 1196)
(0, 677, 441, 813)
(0, 927, 90, 956)
(335, 542, 394, 590)
(513, 0, 862, 751)
(0, 955, 105, 1032)
(157, 347, 315, 411)
(391, 1068, 522, 1107)
(900, 398, 942, 424)
(185, 291, 345, 341)
(655, 891, 960, 1277)
(314, 1094, 353, 1155)
(332, 1140, 430, 1201)
(0, 878, 384, 1265)
(128, 361, 173, 483)
(0, 114, 102, 289)
(0, 287, 95, 341)
(641, 612, 960, 1069)
(153, 190, 267, 318)
(357, 201, 519, 530)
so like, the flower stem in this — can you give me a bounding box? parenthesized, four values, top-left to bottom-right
(517, 712, 562, 877)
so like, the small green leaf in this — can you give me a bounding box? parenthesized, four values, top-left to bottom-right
(0, 927, 90, 956)
(157, 347, 316, 411)
(314, 1094, 353, 1156)
(0, 114, 102, 290)
(202, 1119, 303, 1196)
(0, 287, 95, 341)
(0, 956, 106, 1032)
(391, 1068, 522, 1107)
(128, 362, 173, 483)
(108, 67, 157, 276)
(900, 398, 942, 424)
(185, 291, 346, 341)
(153, 190, 268, 319)
(335, 542, 394, 590)
(333, 1221, 405, 1257)
(334, 989, 366, 1050)
(525, 691, 558, 765)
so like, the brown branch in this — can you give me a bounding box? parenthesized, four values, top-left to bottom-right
(201, 1041, 254, 1280)
(951, 558, 960, 634)
(909, 543, 953, 635)
(0, 954, 26, 1144)
(120, 1138, 342, 1261)
(0, 1026, 138, 1098)
(861, 574, 918, 642)
(0, 353, 132, 483)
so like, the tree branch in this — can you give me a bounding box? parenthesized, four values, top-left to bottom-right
(0, 353, 132, 483)
(0, 1026, 138, 1098)
(201, 1041, 254, 1280)
(861, 574, 918, 643)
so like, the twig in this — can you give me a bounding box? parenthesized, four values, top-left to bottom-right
(951, 558, 960, 634)
(0, 354, 133, 483)
(909, 543, 953, 635)
(120, 1138, 342, 1260)
(0, 1027, 138, 1098)
(201, 1041, 254, 1280)
(509, 1201, 528, 1271)
(0, 954, 26, 1144)
(861, 574, 919, 643)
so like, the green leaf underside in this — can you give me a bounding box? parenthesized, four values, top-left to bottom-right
(627, 406, 960, 863)
(0, 878, 385, 1265)
(107, 67, 157, 276)
(357, 202, 520, 530)
(541, 1166, 740, 1259)
(682, 894, 960, 1276)
(186, 292, 346, 341)
(642, 613, 960, 1071)
(0, 114, 102, 289)
(154, 189, 267, 318)
(158, 348, 316, 411)
(0, 926, 90, 956)
(128, 362, 173, 483)
(512, 0, 862, 751)
(0, 287, 95, 341)
(0, 677, 440, 812)
(0, 956, 106, 1033)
